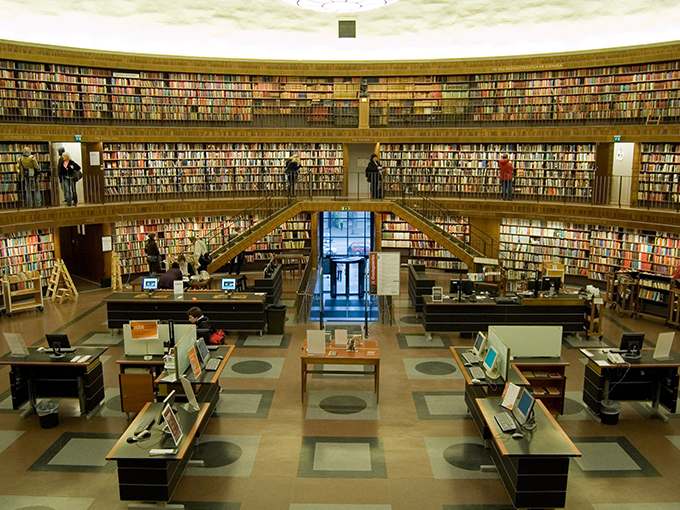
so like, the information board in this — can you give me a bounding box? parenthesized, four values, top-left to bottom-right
(369, 252, 400, 296)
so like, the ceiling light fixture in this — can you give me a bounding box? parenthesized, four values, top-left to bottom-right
(278, 0, 400, 13)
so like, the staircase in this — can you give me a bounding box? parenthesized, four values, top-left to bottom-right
(391, 200, 486, 269)
(206, 199, 302, 273)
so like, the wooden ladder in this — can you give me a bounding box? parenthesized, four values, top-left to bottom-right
(111, 252, 123, 291)
(47, 259, 79, 303)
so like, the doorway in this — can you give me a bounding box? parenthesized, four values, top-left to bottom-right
(310, 211, 378, 322)
(59, 224, 104, 288)
(52, 142, 84, 205)
(347, 143, 377, 197)
(611, 142, 635, 205)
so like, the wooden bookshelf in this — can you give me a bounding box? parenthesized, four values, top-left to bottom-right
(379, 143, 596, 200)
(102, 142, 344, 199)
(514, 361, 568, 416)
(637, 143, 680, 208)
(113, 213, 311, 274)
(499, 219, 590, 284)
(0, 142, 50, 204)
(0, 229, 55, 285)
(381, 213, 469, 271)
(637, 271, 672, 319)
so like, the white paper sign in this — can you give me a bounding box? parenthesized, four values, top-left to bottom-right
(307, 330, 326, 355)
(3, 333, 29, 357)
(89, 151, 101, 166)
(654, 332, 675, 360)
(173, 280, 184, 296)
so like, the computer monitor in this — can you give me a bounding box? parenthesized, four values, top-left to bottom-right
(460, 280, 475, 295)
(221, 278, 236, 291)
(620, 332, 644, 359)
(142, 277, 158, 291)
(46, 333, 71, 350)
(514, 387, 536, 427)
(179, 375, 200, 412)
(483, 345, 500, 379)
(156, 389, 177, 425)
(195, 337, 210, 366)
(541, 276, 561, 293)
(472, 332, 487, 358)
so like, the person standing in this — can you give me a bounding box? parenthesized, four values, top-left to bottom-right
(365, 154, 383, 199)
(145, 233, 162, 276)
(16, 146, 42, 207)
(284, 153, 301, 196)
(499, 153, 514, 201)
(190, 235, 208, 272)
(59, 152, 81, 206)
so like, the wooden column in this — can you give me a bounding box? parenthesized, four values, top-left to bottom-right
(630, 142, 641, 206)
(374, 213, 382, 252)
(594, 143, 613, 205)
(359, 97, 369, 129)
(310, 212, 318, 262)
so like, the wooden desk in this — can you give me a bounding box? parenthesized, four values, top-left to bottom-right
(274, 252, 307, 278)
(156, 345, 234, 417)
(0, 347, 107, 418)
(582, 348, 680, 421)
(301, 340, 380, 402)
(106, 401, 210, 504)
(103, 291, 266, 333)
(477, 398, 581, 509)
(424, 295, 585, 333)
(116, 354, 166, 415)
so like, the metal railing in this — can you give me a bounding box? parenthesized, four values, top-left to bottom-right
(3, 173, 680, 215)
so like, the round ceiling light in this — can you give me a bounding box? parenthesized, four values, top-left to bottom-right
(278, 0, 400, 13)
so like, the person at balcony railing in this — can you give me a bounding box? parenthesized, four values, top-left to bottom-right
(59, 152, 82, 206)
(285, 153, 302, 196)
(145, 233, 162, 277)
(365, 154, 383, 199)
(499, 153, 514, 201)
(16, 146, 42, 208)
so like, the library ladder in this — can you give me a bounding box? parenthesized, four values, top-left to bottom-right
(111, 252, 123, 292)
(46, 259, 79, 303)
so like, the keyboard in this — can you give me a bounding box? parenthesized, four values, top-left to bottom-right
(469, 366, 485, 380)
(134, 416, 155, 436)
(461, 352, 479, 365)
(494, 412, 517, 433)
(205, 358, 221, 371)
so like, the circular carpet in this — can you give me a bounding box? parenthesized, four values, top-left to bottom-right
(193, 441, 243, 467)
(443, 443, 492, 470)
(231, 360, 273, 374)
(415, 361, 456, 375)
(319, 395, 368, 414)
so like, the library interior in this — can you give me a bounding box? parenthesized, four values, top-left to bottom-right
(2, 2, 680, 510)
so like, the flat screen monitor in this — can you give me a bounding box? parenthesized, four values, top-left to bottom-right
(450, 280, 459, 295)
(195, 337, 210, 365)
(46, 333, 71, 350)
(620, 332, 644, 359)
(514, 387, 536, 426)
(221, 278, 236, 291)
(541, 276, 561, 293)
(483, 345, 499, 379)
(142, 277, 158, 291)
(156, 389, 177, 424)
(472, 332, 487, 357)
(460, 280, 475, 295)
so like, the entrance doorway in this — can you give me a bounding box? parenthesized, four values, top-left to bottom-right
(310, 211, 378, 322)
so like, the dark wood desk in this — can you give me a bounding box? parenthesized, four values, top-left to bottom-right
(424, 295, 585, 333)
(0, 347, 107, 419)
(582, 348, 680, 421)
(156, 345, 235, 417)
(301, 340, 379, 402)
(106, 401, 210, 504)
(477, 397, 581, 509)
(103, 291, 266, 333)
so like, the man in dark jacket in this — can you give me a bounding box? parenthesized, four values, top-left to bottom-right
(158, 262, 183, 289)
(499, 153, 514, 200)
(365, 154, 383, 199)
(284, 154, 301, 196)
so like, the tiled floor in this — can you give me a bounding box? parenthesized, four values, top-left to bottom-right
(2, 274, 680, 509)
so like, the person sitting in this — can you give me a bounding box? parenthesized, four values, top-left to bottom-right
(158, 262, 183, 289)
(187, 306, 216, 343)
(177, 254, 195, 277)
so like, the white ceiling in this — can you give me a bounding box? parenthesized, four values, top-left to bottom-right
(0, 0, 679, 61)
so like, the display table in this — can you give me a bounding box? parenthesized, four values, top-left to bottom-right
(103, 291, 266, 332)
(106, 401, 211, 504)
(0, 347, 107, 418)
(301, 340, 379, 402)
(424, 295, 585, 333)
(477, 398, 581, 509)
(582, 348, 680, 421)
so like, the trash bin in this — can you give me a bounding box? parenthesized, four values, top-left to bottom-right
(36, 402, 59, 429)
(267, 304, 287, 335)
(600, 399, 621, 425)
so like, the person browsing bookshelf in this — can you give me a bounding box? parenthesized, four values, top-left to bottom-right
(16, 146, 42, 208)
(499, 153, 514, 201)
(365, 154, 383, 199)
(59, 152, 82, 206)
(285, 153, 302, 196)
(145, 233, 162, 276)
(190, 235, 209, 272)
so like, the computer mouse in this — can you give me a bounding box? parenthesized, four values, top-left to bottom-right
(471, 378, 481, 384)
(512, 432, 524, 440)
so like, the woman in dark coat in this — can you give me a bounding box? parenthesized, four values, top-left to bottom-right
(365, 154, 383, 199)
(145, 233, 162, 276)
(284, 154, 302, 196)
